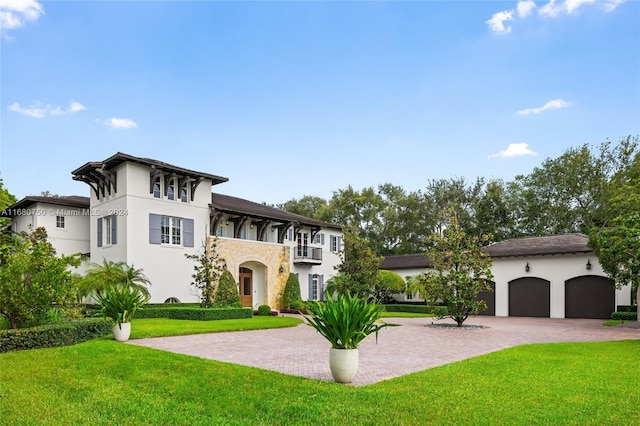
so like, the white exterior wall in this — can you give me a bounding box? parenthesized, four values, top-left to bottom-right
(491, 254, 631, 318)
(90, 162, 213, 303)
(288, 228, 342, 301)
(11, 201, 91, 274)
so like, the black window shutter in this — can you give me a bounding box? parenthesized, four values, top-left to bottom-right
(111, 215, 117, 245)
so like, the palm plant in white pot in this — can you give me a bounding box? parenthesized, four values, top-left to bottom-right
(304, 291, 397, 383)
(96, 285, 148, 342)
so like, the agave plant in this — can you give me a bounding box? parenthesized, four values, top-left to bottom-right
(304, 291, 397, 350)
(95, 285, 148, 327)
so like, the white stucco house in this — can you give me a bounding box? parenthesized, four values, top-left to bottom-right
(3, 152, 342, 308)
(381, 234, 632, 319)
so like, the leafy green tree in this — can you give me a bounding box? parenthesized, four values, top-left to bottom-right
(0, 227, 81, 329)
(185, 238, 225, 308)
(0, 179, 17, 233)
(327, 227, 383, 298)
(424, 177, 484, 237)
(407, 214, 493, 327)
(472, 180, 513, 242)
(78, 259, 151, 300)
(373, 270, 406, 302)
(215, 269, 240, 307)
(282, 273, 303, 309)
(279, 195, 333, 222)
(589, 151, 640, 308)
(506, 136, 638, 236)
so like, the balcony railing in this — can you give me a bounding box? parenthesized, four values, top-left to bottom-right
(293, 246, 323, 264)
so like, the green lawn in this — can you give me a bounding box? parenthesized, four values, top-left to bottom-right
(130, 316, 302, 339)
(1, 333, 637, 425)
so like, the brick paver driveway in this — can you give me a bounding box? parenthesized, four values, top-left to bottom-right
(129, 316, 638, 386)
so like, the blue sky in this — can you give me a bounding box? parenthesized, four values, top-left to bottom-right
(1, 0, 638, 205)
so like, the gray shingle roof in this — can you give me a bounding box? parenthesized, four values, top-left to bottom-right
(482, 233, 592, 258)
(2, 195, 90, 217)
(211, 193, 340, 230)
(382, 234, 593, 269)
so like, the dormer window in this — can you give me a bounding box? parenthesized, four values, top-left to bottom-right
(180, 183, 188, 203)
(167, 179, 175, 201)
(153, 178, 161, 198)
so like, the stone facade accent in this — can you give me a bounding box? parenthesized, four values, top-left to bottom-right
(211, 237, 290, 309)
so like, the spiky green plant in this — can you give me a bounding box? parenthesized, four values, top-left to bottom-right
(95, 286, 148, 327)
(304, 291, 397, 349)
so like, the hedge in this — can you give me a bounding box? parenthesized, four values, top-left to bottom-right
(611, 311, 638, 321)
(167, 307, 253, 321)
(134, 307, 252, 320)
(382, 304, 448, 316)
(616, 305, 638, 313)
(0, 318, 113, 353)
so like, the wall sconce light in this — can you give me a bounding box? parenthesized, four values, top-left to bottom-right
(250, 224, 254, 229)
(279, 264, 285, 273)
(225, 220, 229, 226)
(586, 259, 592, 270)
(525, 262, 530, 273)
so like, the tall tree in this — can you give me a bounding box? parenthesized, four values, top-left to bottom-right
(326, 227, 383, 299)
(506, 136, 639, 236)
(589, 151, 640, 308)
(279, 195, 333, 222)
(0, 179, 17, 233)
(407, 214, 493, 327)
(472, 180, 513, 242)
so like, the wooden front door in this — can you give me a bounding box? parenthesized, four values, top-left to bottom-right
(239, 267, 253, 308)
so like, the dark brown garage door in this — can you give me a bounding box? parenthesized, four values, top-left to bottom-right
(509, 277, 550, 317)
(477, 281, 495, 316)
(565, 275, 615, 319)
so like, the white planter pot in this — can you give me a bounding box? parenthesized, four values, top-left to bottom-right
(113, 322, 131, 342)
(329, 348, 359, 383)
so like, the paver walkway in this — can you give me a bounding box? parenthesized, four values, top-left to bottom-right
(129, 316, 638, 386)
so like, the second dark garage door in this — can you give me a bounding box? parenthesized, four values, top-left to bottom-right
(565, 275, 615, 319)
(509, 277, 550, 317)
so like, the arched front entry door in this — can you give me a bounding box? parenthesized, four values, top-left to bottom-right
(239, 267, 253, 308)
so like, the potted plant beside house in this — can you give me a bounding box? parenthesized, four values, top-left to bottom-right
(96, 286, 148, 342)
(304, 291, 396, 383)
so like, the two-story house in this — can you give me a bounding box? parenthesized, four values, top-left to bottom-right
(4, 152, 343, 308)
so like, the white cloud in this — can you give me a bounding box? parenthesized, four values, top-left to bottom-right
(488, 0, 625, 33)
(517, 0, 537, 18)
(539, 0, 564, 17)
(486, 10, 514, 34)
(0, 0, 44, 34)
(107, 117, 137, 129)
(488, 143, 538, 159)
(517, 98, 571, 115)
(603, 0, 626, 12)
(7, 100, 86, 118)
(565, 0, 596, 14)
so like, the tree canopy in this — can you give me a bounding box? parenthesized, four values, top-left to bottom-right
(280, 136, 639, 256)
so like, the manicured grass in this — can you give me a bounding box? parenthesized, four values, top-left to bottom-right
(603, 319, 626, 326)
(1, 338, 638, 425)
(379, 311, 433, 318)
(130, 316, 302, 339)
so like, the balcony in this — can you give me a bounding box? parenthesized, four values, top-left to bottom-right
(293, 246, 322, 265)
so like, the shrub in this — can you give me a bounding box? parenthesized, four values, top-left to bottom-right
(282, 274, 303, 309)
(382, 304, 449, 316)
(216, 270, 240, 307)
(616, 305, 637, 313)
(0, 318, 113, 353)
(611, 311, 637, 321)
(257, 305, 272, 316)
(95, 286, 148, 325)
(167, 307, 252, 321)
